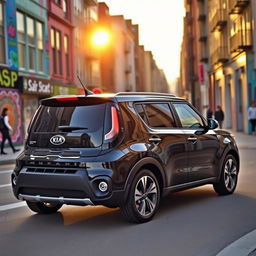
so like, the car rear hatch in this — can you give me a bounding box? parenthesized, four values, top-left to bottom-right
(27, 96, 118, 157)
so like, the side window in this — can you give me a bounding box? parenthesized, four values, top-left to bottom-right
(173, 103, 204, 129)
(135, 103, 176, 128)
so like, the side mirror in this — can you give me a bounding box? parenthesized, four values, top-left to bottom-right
(208, 119, 218, 130)
(194, 119, 218, 135)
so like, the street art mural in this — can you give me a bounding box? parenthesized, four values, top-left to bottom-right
(0, 89, 23, 144)
(6, 0, 18, 70)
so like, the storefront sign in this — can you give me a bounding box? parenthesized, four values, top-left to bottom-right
(0, 67, 18, 89)
(53, 84, 79, 96)
(22, 77, 53, 96)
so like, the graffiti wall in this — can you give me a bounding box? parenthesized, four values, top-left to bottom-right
(0, 89, 23, 144)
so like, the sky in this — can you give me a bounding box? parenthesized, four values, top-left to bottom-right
(103, 0, 185, 84)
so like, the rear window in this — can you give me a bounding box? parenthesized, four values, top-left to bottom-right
(30, 103, 106, 148)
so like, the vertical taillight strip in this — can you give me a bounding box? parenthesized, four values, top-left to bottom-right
(104, 106, 120, 140)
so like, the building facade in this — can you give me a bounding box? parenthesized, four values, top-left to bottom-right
(208, 0, 252, 133)
(16, 0, 51, 133)
(181, 0, 255, 134)
(0, 0, 22, 145)
(73, 0, 101, 92)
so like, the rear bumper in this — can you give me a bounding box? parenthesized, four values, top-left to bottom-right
(18, 194, 94, 206)
(12, 167, 125, 207)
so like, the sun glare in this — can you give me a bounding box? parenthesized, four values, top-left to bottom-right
(92, 29, 111, 47)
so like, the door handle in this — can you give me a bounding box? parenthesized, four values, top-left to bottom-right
(188, 137, 197, 143)
(149, 137, 162, 143)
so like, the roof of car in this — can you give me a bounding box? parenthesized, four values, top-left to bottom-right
(41, 92, 185, 105)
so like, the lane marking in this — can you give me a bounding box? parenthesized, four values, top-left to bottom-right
(0, 170, 12, 174)
(216, 229, 256, 256)
(0, 201, 26, 212)
(0, 183, 11, 188)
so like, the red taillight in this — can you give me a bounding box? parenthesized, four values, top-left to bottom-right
(56, 96, 78, 102)
(104, 106, 120, 140)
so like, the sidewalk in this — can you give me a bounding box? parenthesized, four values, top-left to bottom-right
(0, 146, 24, 165)
(226, 130, 256, 149)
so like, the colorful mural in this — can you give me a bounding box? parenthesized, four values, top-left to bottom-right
(0, 89, 23, 144)
(6, 0, 18, 70)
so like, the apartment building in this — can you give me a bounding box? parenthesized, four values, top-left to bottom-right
(73, 0, 101, 92)
(209, 0, 252, 133)
(180, 0, 202, 112)
(180, 0, 255, 133)
(0, 0, 23, 145)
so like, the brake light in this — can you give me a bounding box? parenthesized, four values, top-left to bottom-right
(56, 96, 78, 102)
(104, 106, 120, 140)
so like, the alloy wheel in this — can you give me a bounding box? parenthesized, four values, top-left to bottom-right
(224, 158, 238, 191)
(134, 175, 158, 217)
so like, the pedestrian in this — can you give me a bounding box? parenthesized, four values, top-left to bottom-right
(248, 102, 256, 135)
(215, 105, 224, 129)
(206, 106, 213, 119)
(0, 108, 19, 154)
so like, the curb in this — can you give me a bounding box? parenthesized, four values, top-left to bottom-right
(216, 229, 256, 256)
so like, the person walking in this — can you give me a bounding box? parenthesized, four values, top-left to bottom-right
(248, 102, 256, 135)
(0, 108, 19, 154)
(215, 105, 225, 129)
(206, 106, 213, 119)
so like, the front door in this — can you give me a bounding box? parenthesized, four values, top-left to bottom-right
(135, 102, 189, 187)
(172, 103, 220, 182)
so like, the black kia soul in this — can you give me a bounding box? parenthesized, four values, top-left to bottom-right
(12, 92, 239, 223)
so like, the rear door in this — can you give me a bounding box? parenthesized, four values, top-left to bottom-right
(28, 100, 108, 156)
(135, 102, 189, 187)
(172, 102, 220, 182)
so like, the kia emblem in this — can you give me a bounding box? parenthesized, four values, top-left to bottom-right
(50, 135, 65, 146)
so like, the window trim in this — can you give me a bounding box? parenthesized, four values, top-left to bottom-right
(134, 101, 178, 130)
(171, 102, 207, 130)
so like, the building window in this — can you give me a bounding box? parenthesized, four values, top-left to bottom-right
(55, 0, 61, 5)
(17, 12, 25, 68)
(63, 0, 68, 17)
(64, 35, 69, 77)
(17, 11, 44, 72)
(0, 1, 6, 64)
(27, 16, 35, 70)
(37, 21, 43, 72)
(51, 27, 62, 75)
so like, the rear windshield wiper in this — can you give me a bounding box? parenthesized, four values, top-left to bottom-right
(58, 126, 88, 132)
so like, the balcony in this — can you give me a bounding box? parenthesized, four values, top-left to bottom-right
(229, 0, 250, 14)
(210, 9, 227, 32)
(85, 0, 97, 6)
(230, 30, 252, 52)
(125, 64, 132, 73)
(211, 46, 229, 64)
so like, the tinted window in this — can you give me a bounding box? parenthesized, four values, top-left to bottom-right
(173, 103, 204, 129)
(136, 103, 175, 128)
(30, 104, 106, 148)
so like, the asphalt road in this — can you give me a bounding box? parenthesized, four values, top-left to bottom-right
(0, 149, 256, 256)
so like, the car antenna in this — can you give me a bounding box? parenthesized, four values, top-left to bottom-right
(77, 74, 94, 96)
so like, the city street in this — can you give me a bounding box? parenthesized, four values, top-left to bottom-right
(0, 144, 256, 256)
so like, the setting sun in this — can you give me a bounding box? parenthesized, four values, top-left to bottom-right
(92, 29, 111, 48)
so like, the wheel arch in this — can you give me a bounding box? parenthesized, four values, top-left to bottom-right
(123, 157, 166, 202)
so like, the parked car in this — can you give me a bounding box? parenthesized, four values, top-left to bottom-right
(12, 92, 239, 223)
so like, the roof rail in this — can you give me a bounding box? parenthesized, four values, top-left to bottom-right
(115, 92, 176, 97)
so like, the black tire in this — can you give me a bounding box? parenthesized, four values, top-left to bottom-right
(121, 169, 160, 223)
(26, 201, 62, 214)
(213, 154, 239, 195)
